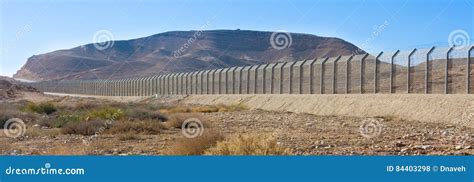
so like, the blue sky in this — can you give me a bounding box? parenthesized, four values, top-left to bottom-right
(1, 0, 472, 77)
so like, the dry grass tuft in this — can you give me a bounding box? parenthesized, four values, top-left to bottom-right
(159, 104, 248, 114)
(25, 127, 61, 137)
(163, 113, 207, 129)
(62, 120, 105, 136)
(204, 133, 292, 155)
(165, 130, 224, 155)
(107, 120, 164, 135)
(117, 132, 140, 141)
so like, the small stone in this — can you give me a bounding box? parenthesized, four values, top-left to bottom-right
(395, 141, 406, 147)
(455, 146, 463, 150)
(420, 145, 432, 150)
(464, 146, 472, 149)
(32, 124, 40, 128)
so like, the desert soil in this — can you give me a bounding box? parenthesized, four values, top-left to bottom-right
(1, 105, 472, 155)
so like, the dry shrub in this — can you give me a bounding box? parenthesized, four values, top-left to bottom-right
(204, 133, 292, 155)
(159, 104, 248, 114)
(124, 108, 167, 122)
(24, 102, 57, 115)
(25, 127, 61, 137)
(165, 130, 224, 155)
(216, 104, 248, 112)
(107, 120, 164, 134)
(62, 120, 105, 136)
(159, 106, 190, 114)
(163, 113, 207, 129)
(190, 105, 219, 113)
(117, 132, 140, 141)
(73, 101, 100, 111)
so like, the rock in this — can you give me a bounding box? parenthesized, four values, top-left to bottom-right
(455, 146, 463, 150)
(416, 145, 433, 150)
(464, 146, 472, 149)
(32, 124, 40, 128)
(395, 141, 406, 147)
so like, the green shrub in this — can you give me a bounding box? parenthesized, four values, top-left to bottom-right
(86, 107, 123, 120)
(107, 120, 164, 134)
(53, 114, 82, 128)
(24, 102, 57, 115)
(124, 108, 167, 122)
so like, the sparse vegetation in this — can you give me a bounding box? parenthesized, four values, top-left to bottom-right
(107, 120, 164, 134)
(52, 114, 82, 128)
(118, 132, 140, 141)
(124, 108, 167, 122)
(62, 120, 105, 136)
(163, 113, 207, 129)
(24, 102, 57, 115)
(205, 133, 292, 155)
(85, 107, 123, 120)
(159, 104, 248, 114)
(165, 130, 224, 155)
(25, 127, 61, 137)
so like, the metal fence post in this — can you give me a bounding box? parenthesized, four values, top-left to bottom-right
(199, 71, 204, 94)
(205, 70, 210, 94)
(238, 67, 244, 94)
(299, 60, 309, 94)
(374, 52, 383, 93)
(262, 64, 270, 94)
(232, 67, 238, 94)
(446, 46, 454, 94)
(254, 65, 262, 94)
(280, 62, 288, 94)
(211, 70, 217, 94)
(246, 66, 254, 94)
(407, 49, 417, 93)
(288, 61, 297, 94)
(390, 50, 400, 94)
(332, 56, 341, 94)
(308, 58, 317, 94)
(196, 71, 201, 94)
(426, 47, 435, 94)
(270, 63, 278, 94)
(320, 58, 328, 94)
(468, 46, 474, 94)
(360, 53, 369, 94)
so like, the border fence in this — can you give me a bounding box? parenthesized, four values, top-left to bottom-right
(27, 46, 474, 96)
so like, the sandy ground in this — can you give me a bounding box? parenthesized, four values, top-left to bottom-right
(1, 92, 469, 155)
(46, 93, 474, 128)
(1, 109, 472, 155)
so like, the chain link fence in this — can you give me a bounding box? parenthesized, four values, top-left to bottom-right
(26, 46, 474, 96)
